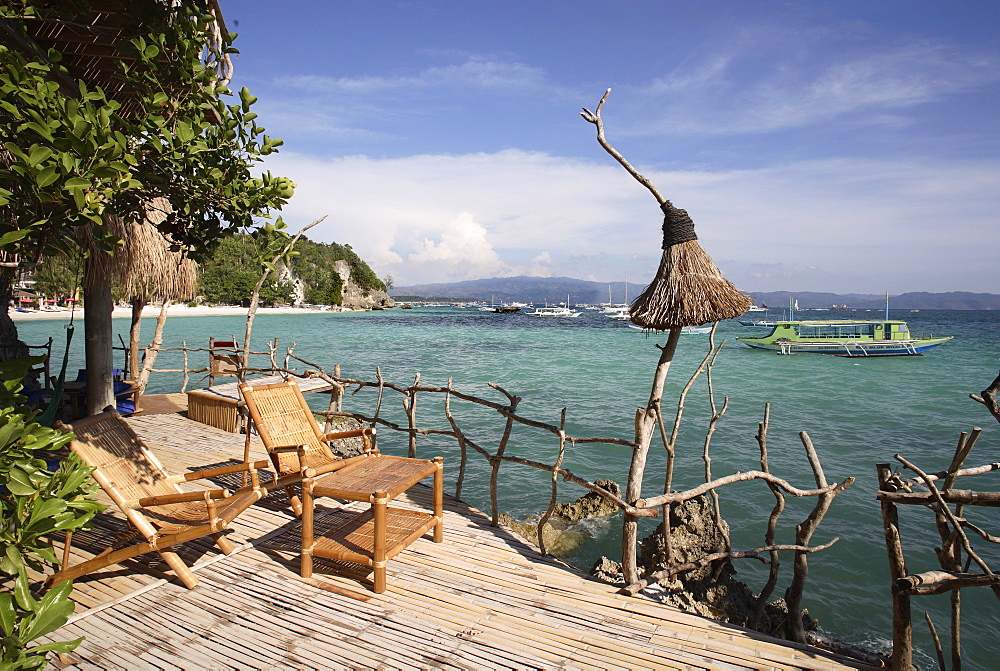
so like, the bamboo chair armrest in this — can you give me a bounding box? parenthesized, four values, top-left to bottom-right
(178, 460, 271, 482)
(137, 489, 229, 507)
(269, 444, 308, 471)
(305, 454, 369, 478)
(270, 470, 306, 489)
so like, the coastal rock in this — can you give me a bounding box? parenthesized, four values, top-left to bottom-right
(640, 494, 731, 584)
(590, 494, 818, 640)
(552, 479, 621, 520)
(334, 260, 395, 310)
(499, 479, 621, 556)
(323, 416, 368, 458)
(590, 556, 625, 586)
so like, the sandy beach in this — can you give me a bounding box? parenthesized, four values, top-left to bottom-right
(9, 304, 341, 321)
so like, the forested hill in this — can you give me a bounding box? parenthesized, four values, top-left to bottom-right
(29, 234, 388, 308)
(198, 235, 386, 306)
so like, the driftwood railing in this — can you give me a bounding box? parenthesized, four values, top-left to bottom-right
(244, 345, 850, 644)
(125, 335, 852, 646)
(877, 428, 1000, 670)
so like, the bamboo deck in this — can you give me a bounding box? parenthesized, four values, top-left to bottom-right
(36, 413, 873, 670)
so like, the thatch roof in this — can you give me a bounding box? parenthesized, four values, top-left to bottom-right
(0, 0, 230, 120)
(629, 201, 752, 329)
(85, 197, 198, 302)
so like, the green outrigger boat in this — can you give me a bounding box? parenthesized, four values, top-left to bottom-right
(736, 319, 953, 356)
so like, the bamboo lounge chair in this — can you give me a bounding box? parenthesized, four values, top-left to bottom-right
(240, 379, 443, 593)
(49, 409, 268, 588)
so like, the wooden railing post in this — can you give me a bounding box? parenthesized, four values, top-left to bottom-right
(877, 462, 912, 670)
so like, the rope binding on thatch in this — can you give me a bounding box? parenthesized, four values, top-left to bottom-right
(661, 201, 697, 248)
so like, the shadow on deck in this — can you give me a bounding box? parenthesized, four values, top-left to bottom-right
(37, 413, 873, 670)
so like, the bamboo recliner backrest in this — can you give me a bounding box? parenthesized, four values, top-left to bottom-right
(240, 380, 335, 475)
(69, 411, 181, 512)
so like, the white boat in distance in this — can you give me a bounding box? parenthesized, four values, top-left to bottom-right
(603, 305, 630, 321)
(628, 325, 712, 334)
(528, 305, 582, 318)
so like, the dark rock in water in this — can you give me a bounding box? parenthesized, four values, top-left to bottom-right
(553, 479, 621, 522)
(499, 479, 621, 557)
(324, 417, 368, 458)
(591, 494, 817, 641)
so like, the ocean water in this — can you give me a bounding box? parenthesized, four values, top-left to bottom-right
(16, 307, 999, 666)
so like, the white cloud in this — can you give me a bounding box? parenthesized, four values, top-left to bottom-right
(406, 212, 511, 280)
(635, 32, 1000, 136)
(261, 150, 1000, 293)
(280, 56, 560, 97)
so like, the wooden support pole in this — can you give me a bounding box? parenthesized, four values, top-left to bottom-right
(878, 462, 912, 670)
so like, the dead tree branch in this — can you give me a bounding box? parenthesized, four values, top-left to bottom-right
(622, 539, 839, 596)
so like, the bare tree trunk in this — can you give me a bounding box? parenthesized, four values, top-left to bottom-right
(129, 298, 146, 381)
(84, 277, 115, 414)
(137, 300, 171, 390)
(622, 327, 680, 584)
(0, 265, 27, 363)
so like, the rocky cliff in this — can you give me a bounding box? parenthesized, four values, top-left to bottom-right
(334, 259, 395, 310)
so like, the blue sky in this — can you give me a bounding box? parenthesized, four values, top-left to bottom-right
(220, 0, 999, 293)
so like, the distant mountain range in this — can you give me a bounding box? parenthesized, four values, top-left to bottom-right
(390, 276, 1000, 310)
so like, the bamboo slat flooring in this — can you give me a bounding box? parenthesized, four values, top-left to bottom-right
(134, 393, 188, 416)
(35, 413, 875, 670)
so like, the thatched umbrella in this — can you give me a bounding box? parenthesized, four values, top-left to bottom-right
(581, 89, 751, 585)
(581, 90, 751, 327)
(630, 200, 751, 328)
(118, 198, 198, 387)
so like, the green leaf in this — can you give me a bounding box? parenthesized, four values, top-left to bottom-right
(27, 146, 52, 167)
(13, 572, 35, 612)
(0, 229, 31, 248)
(26, 636, 84, 654)
(0, 592, 15, 636)
(63, 177, 90, 190)
(238, 87, 257, 112)
(34, 167, 59, 189)
(20, 580, 75, 642)
(5, 467, 36, 496)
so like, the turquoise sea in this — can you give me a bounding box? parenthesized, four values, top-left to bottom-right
(16, 307, 1000, 667)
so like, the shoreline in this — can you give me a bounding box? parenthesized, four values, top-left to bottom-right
(9, 304, 348, 321)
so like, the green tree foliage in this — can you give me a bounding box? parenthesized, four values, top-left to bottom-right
(0, 3, 297, 665)
(197, 234, 294, 306)
(26, 252, 80, 302)
(291, 238, 345, 305)
(197, 235, 385, 306)
(0, 0, 295, 265)
(0, 356, 104, 669)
